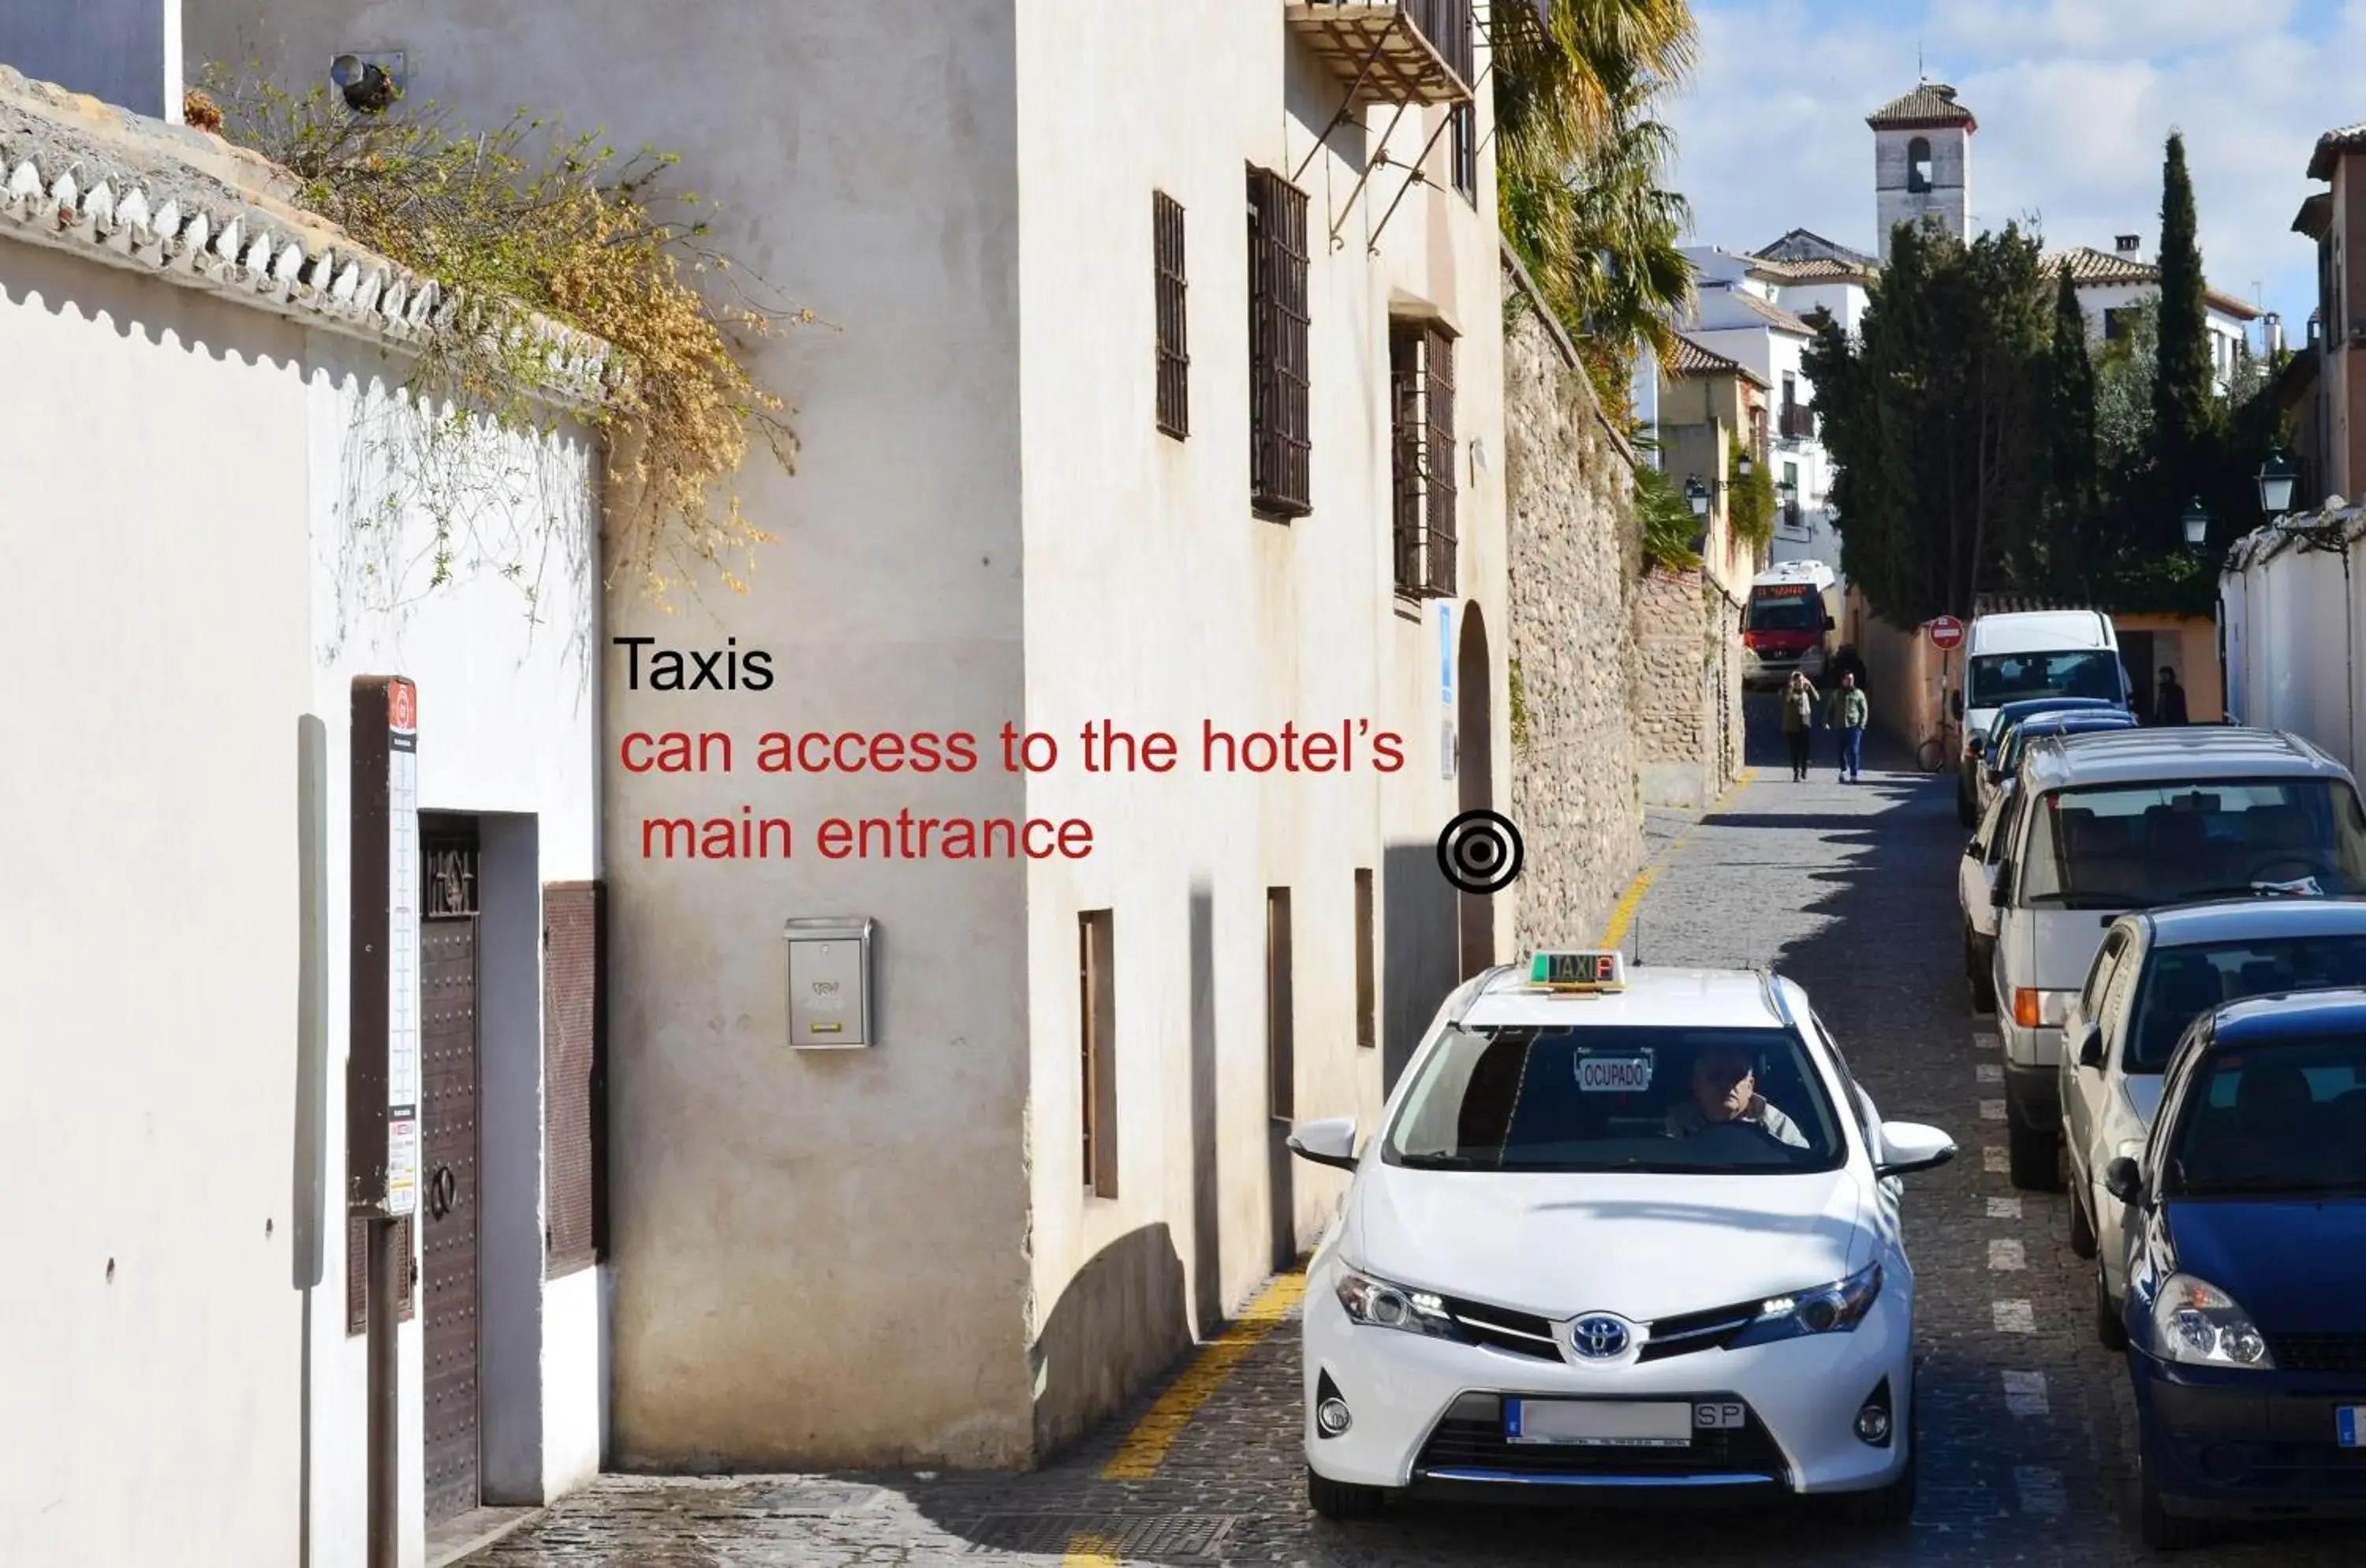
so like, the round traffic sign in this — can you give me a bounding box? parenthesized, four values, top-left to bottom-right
(1928, 615, 1965, 651)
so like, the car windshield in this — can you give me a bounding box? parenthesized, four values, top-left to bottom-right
(2129, 935, 2366, 1070)
(1970, 651, 2122, 706)
(1748, 593, 1823, 633)
(2163, 1036, 2366, 1197)
(1383, 1024, 1846, 1174)
(2017, 779, 2366, 909)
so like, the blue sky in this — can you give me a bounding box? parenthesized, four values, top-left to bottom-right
(1659, 0, 2366, 337)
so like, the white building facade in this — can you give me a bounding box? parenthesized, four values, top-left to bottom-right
(2051, 236, 2261, 395)
(1, 65, 604, 1568)
(186, 0, 1518, 1477)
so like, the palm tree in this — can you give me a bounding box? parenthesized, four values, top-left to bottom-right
(1496, 2, 1700, 412)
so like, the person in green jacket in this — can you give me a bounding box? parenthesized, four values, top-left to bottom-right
(1782, 670, 1820, 781)
(1828, 672, 1870, 782)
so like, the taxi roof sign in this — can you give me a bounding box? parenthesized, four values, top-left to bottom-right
(1530, 950, 1627, 991)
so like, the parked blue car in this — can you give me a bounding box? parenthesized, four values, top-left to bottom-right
(2103, 987, 2366, 1548)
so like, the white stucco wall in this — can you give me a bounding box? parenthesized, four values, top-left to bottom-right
(1, 223, 313, 1568)
(2073, 279, 2254, 394)
(296, 350, 603, 1566)
(186, 0, 1039, 1469)
(188, 0, 1510, 1466)
(1, 166, 600, 1563)
(1010, 0, 1510, 1442)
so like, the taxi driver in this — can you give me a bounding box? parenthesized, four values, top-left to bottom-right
(1666, 1043, 1808, 1148)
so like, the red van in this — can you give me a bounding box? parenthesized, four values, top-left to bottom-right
(1742, 561, 1841, 687)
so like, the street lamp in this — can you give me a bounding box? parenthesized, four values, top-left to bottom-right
(1685, 476, 1711, 518)
(2181, 497, 2211, 550)
(2257, 450, 2297, 518)
(1737, 451, 1755, 479)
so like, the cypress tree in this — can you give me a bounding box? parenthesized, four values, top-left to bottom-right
(2152, 131, 2215, 543)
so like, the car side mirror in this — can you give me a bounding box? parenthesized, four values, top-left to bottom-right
(1964, 835, 1982, 860)
(1950, 691, 1965, 719)
(1875, 1120, 1957, 1178)
(2103, 1155, 2145, 1206)
(1286, 1116, 1359, 1172)
(2077, 1024, 2105, 1070)
(1824, 614, 1837, 631)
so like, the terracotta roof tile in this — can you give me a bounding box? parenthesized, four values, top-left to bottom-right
(2047, 245, 2260, 323)
(2308, 121, 2366, 181)
(1867, 82, 1977, 131)
(1665, 334, 1769, 388)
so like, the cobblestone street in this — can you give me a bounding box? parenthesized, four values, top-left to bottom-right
(462, 710, 2366, 1568)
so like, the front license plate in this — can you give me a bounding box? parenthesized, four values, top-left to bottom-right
(2340, 1406, 2363, 1448)
(1505, 1399, 1692, 1448)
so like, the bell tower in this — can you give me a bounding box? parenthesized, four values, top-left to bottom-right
(1869, 81, 1976, 263)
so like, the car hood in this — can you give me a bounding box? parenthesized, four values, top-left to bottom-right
(2163, 1197, 2366, 1330)
(1346, 1163, 1869, 1323)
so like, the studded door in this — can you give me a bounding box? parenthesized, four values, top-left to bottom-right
(420, 833, 481, 1527)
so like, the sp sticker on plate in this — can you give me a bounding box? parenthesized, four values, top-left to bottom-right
(1576, 1055, 1653, 1093)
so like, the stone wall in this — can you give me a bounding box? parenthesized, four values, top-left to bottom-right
(1502, 265, 1648, 950)
(1629, 566, 1748, 807)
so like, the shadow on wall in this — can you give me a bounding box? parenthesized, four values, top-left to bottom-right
(1028, 1223, 1191, 1461)
(1383, 839, 1461, 1096)
(1188, 883, 1220, 1338)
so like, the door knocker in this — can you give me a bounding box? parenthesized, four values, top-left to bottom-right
(429, 1165, 457, 1219)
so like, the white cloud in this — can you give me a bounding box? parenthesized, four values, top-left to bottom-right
(1664, 1, 2364, 329)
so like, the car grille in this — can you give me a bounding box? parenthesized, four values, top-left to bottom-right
(1434, 1294, 1763, 1365)
(1439, 1296, 1560, 1361)
(2268, 1333, 2366, 1373)
(1414, 1393, 1789, 1481)
(1637, 1302, 1759, 1363)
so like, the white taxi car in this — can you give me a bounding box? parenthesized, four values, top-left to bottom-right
(1288, 952, 1956, 1521)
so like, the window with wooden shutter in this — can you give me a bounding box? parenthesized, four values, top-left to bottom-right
(1247, 165, 1312, 518)
(1154, 191, 1189, 439)
(543, 879, 607, 1276)
(1390, 319, 1458, 598)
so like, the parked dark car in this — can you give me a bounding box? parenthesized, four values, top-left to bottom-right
(1961, 696, 2131, 827)
(2103, 987, 2366, 1547)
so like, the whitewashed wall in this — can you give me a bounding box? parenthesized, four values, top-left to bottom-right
(2222, 512, 2366, 770)
(0, 203, 599, 1566)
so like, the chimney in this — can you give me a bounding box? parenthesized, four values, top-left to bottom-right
(0, 2, 185, 123)
(2115, 234, 2143, 261)
(2265, 312, 2285, 357)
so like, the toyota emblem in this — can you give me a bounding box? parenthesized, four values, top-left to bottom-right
(1571, 1315, 1630, 1360)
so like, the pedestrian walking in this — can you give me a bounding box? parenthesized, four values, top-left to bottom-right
(1782, 670, 1820, 781)
(2155, 666, 2189, 726)
(1828, 672, 1870, 782)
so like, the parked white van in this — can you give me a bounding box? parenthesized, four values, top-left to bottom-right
(1985, 726, 2366, 1190)
(1950, 609, 2127, 826)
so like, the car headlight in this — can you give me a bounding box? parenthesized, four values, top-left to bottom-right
(1726, 1263, 1883, 1349)
(2013, 989, 2073, 1029)
(1334, 1268, 1465, 1342)
(2151, 1273, 2275, 1369)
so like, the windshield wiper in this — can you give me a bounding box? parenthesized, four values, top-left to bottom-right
(1394, 1152, 1480, 1169)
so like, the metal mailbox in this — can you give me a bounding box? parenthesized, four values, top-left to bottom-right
(786, 917, 873, 1048)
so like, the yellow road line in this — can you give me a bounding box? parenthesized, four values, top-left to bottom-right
(1599, 767, 1759, 948)
(1099, 1271, 1306, 1481)
(1062, 1534, 1121, 1566)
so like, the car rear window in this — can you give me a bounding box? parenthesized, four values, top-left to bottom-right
(2017, 779, 2366, 909)
(2128, 934, 2366, 1070)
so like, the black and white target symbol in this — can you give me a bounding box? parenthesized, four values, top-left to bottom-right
(1436, 810, 1525, 895)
